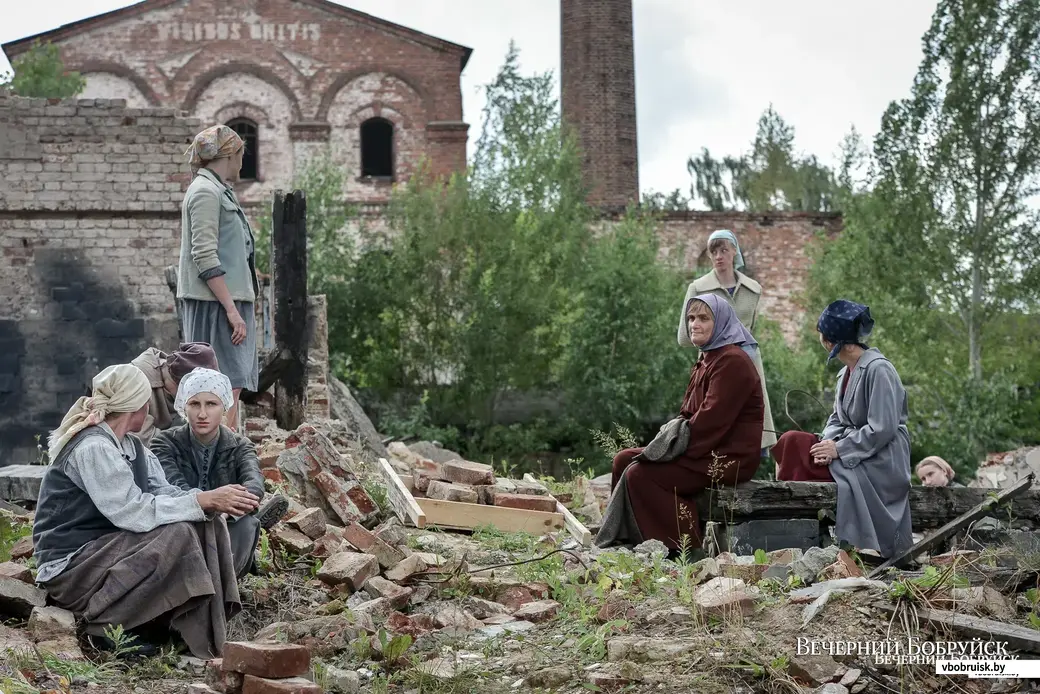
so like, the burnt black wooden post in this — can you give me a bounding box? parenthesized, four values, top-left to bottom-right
(271, 190, 308, 430)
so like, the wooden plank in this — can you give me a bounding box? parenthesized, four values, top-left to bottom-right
(376, 457, 425, 529)
(417, 498, 564, 535)
(868, 474, 1034, 578)
(272, 189, 309, 431)
(875, 601, 1040, 655)
(556, 501, 592, 547)
(699, 480, 1040, 530)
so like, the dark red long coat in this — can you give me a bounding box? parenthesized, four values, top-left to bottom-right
(612, 344, 764, 548)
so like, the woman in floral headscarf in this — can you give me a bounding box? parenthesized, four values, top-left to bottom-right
(774, 300, 913, 561)
(177, 125, 260, 431)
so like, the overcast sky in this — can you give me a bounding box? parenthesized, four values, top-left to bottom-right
(2, 1, 938, 197)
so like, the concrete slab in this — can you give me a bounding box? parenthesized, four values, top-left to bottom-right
(0, 465, 46, 503)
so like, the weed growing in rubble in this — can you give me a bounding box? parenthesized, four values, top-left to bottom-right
(471, 525, 541, 554)
(362, 480, 390, 514)
(256, 530, 275, 573)
(591, 423, 638, 460)
(0, 515, 31, 562)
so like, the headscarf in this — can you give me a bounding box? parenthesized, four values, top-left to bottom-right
(166, 342, 220, 384)
(817, 299, 874, 361)
(174, 368, 234, 418)
(48, 364, 151, 461)
(917, 456, 955, 484)
(685, 294, 758, 352)
(707, 229, 745, 270)
(185, 125, 244, 177)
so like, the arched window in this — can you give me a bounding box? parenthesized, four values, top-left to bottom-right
(226, 118, 259, 181)
(360, 117, 394, 178)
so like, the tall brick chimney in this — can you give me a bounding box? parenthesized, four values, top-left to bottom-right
(560, 0, 639, 210)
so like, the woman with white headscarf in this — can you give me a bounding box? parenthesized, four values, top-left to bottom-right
(33, 364, 259, 659)
(178, 124, 260, 432)
(678, 230, 777, 454)
(151, 368, 287, 578)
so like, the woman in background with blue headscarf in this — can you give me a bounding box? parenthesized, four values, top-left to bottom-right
(774, 300, 913, 560)
(678, 230, 777, 453)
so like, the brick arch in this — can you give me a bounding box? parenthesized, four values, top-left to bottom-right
(213, 101, 272, 127)
(347, 103, 413, 130)
(181, 63, 302, 121)
(76, 61, 161, 106)
(315, 69, 426, 121)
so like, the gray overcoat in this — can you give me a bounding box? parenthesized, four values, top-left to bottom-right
(824, 348, 913, 558)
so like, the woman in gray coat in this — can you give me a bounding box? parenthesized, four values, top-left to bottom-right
(773, 300, 912, 560)
(179, 125, 260, 431)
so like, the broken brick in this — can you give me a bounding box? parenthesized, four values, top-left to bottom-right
(341, 522, 405, 569)
(819, 550, 864, 581)
(205, 658, 243, 694)
(10, 536, 33, 560)
(511, 599, 560, 623)
(268, 526, 315, 555)
(313, 471, 379, 525)
(0, 562, 33, 584)
(260, 469, 284, 484)
(413, 472, 432, 493)
(312, 531, 345, 558)
(317, 551, 378, 592)
(493, 493, 557, 513)
(287, 508, 327, 540)
(364, 576, 412, 609)
(426, 480, 479, 504)
(221, 641, 310, 679)
(387, 611, 433, 638)
(385, 554, 428, 583)
(241, 675, 321, 694)
(372, 519, 407, 547)
(440, 459, 494, 486)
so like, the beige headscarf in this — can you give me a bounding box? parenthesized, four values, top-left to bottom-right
(917, 456, 955, 483)
(185, 124, 244, 176)
(48, 364, 152, 461)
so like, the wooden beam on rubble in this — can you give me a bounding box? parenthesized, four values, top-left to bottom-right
(523, 473, 592, 546)
(867, 474, 1034, 578)
(417, 498, 565, 535)
(875, 602, 1040, 655)
(271, 190, 309, 431)
(697, 479, 1040, 531)
(377, 457, 426, 529)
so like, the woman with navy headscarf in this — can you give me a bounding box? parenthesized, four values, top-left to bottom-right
(774, 300, 913, 560)
(678, 230, 777, 454)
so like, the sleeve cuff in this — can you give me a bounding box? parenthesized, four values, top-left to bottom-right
(199, 266, 227, 280)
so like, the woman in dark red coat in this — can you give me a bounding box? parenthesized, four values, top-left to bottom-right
(596, 294, 764, 550)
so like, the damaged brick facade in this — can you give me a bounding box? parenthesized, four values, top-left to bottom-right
(2, 0, 471, 208)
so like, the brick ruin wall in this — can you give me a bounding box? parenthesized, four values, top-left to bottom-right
(0, 96, 330, 465)
(0, 96, 839, 462)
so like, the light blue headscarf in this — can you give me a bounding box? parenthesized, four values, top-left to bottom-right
(708, 229, 745, 270)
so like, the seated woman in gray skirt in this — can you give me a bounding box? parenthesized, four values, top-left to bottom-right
(151, 367, 288, 578)
(33, 364, 260, 658)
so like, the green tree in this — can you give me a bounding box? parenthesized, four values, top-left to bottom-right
(865, 0, 1040, 380)
(0, 42, 85, 98)
(686, 105, 842, 212)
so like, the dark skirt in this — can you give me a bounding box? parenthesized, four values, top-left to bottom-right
(180, 299, 258, 391)
(774, 431, 835, 482)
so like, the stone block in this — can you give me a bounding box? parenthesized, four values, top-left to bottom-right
(287, 508, 327, 540)
(363, 576, 412, 609)
(432, 605, 482, 631)
(607, 636, 703, 663)
(727, 519, 822, 556)
(0, 575, 46, 618)
(440, 460, 494, 486)
(0, 561, 32, 583)
(28, 606, 76, 642)
(426, 480, 478, 504)
(341, 522, 404, 569)
(205, 657, 244, 694)
(0, 465, 45, 502)
(511, 599, 560, 623)
(268, 526, 315, 555)
(493, 493, 557, 513)
(693, 577, 755, 617)
(188, 685, 221, 694)
(312, 531, 345, 558)
(221, 641, 310, 679)
(384, 554, 427, 583)
(324, 665, 360, 694)
(372, 519, 407, 547)
(241, 675, 321, 694)
(317, 551, 378, 592)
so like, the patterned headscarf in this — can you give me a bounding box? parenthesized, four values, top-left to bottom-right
(817, 299, 874, 360)
(166, 342, 219, 384)
(48, 364, 151, 461)
(185, 125, 244, 176)
(174, 368, 234, 418)
(685, 294, 758, 352)
(707, 229, 745, 270)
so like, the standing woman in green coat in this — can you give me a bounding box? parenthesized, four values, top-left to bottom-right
(677, 230, 777, 454)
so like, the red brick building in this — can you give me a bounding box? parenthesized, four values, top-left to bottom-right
(2, 0, 471, 206)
